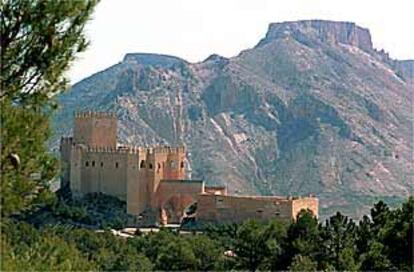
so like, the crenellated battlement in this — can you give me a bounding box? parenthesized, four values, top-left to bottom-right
(74, 111, 116, 119)
(77, 145, 145, 154)
(73, 142, 185, 155)
(151, 146, 186, 154)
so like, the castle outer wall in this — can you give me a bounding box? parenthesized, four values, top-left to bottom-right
(196, 195, 318, 224)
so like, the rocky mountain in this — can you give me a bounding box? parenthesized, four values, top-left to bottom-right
(52, 20, 413, 218)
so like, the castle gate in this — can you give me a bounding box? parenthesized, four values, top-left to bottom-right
(153, 180, 204, 225)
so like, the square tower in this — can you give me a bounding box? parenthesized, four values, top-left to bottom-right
(73, 112, 117, 148)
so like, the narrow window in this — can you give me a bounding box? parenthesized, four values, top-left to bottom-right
(140, 160, 145, 168)
(100, 162, 103, 167)
(85, 161, 89, 167)
(115, 162, 119, 168)
(149, 163, 153, 169)
(92, 161, 95, 167)
(180, 161, 185, 169)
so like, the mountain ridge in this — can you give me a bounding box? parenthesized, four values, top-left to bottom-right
(53, 20, 413, 218)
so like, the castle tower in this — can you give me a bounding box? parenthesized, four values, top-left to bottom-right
(164, 146, 186, 180)
(146, 148, 167, 201)
(127, 148, 149, 216)
(73, 112, 117, 148)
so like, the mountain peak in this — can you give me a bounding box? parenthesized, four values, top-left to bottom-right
(123, 53, 186, 67)
(257, 20, 373, 52)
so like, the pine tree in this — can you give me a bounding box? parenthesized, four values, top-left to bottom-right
(233, 219, 287, 271)
(0, 0, 98, 216)
(318, 212, 360, 270)
(284, 209, 319, 268)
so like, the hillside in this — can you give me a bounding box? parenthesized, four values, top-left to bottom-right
(52, 20, 413, 218)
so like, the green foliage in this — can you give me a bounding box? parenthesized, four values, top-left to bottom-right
(284, 209, 320, 265)
(0, 0, 98, 217)
(1, 0, 98, 104)
(1, 220, 96, 271)
(232, 219, 287, 271)
(205, 222, 239, 249)
(376, 197, 414, 270)
(288, 255, 318, 271)
(188, 234, 224, 271)
(19, 192, 133, 230)
(0, 103, 58, 216)
(360, 241, 395, 271)
(2, 199, 413, 271)
(155, 237, 198, 271)
(318, 212, 360, 271)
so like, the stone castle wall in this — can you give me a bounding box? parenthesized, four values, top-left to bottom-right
(78, 148, 129, 200)
(196, 195, 318, 223)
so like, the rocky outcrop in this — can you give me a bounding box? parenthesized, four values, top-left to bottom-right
(395, 60, 414, 83)
(257, 20, 373, 52)
(123, 53, 187, 68)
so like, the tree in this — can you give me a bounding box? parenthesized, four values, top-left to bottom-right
(288, 255, 318, 272)
(1, 220, 96, 271)
(206, 222, 239, 249)
(359, 241, 395, 271)
(0, 0, 99, 216)
(318, 212, 360, 271)
(155, 238, 198, 271)
(379, 197, 414, 270)
(188, 234, 224, 271)
(356, 214, 373, 255)
(370, 200, 391, 234)
(233, 219, 287, 271)
(282, 209, 319, 268)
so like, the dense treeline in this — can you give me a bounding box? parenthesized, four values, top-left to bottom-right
(2, 197, 413, 271)
(21, 191, 134, 230)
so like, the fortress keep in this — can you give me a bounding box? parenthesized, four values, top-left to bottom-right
(61, 112, 318, 225)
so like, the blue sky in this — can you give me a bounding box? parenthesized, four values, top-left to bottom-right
(68, 0, 414, 83)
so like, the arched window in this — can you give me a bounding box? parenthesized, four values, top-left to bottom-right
(115, 162, 119, 168)
(149, 163, 153, 169)
(140, 160, 145, 168)
(85, 161, 89, 167)
(180, 161, 184, 169)
(92, 161, 95, 167)
(100, 162, 104, 167)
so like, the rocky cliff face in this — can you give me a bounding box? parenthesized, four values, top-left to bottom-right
(53, 20, 413, 218)
(395, 60, 414, 83)
(257, 20, 373, 52)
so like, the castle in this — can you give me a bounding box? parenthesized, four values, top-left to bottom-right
(60, 112, 318, 225)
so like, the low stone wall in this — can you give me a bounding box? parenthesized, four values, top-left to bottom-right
(196, 194, 318, 224)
